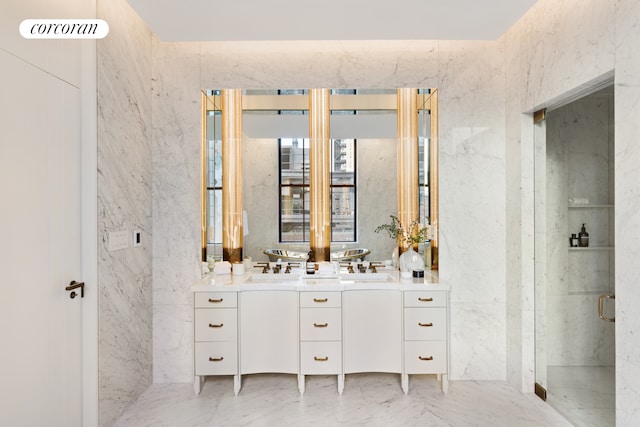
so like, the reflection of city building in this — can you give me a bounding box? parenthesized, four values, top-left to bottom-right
(280, 138, 309, 239)
(279, 138, 355, 242)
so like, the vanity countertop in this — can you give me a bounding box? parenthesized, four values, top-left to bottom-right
(192, 267, 447, 292)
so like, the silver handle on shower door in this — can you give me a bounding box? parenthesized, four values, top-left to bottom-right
(598, 294, 615, 322)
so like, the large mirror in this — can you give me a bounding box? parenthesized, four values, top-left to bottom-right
(201, 88, 438, 269)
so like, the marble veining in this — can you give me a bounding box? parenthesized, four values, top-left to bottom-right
(147, 1, 640, 424)
(114, 376, 571, 427)
(152, 36, 511, 386)
(97, 0, 153, 425)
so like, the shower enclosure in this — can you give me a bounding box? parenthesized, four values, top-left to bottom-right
(534, 85, 615, 427)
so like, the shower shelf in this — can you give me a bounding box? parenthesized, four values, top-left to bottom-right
(568, 246, 614, 251)
(568, 204, 613, 208)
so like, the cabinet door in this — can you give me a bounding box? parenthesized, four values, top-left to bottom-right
(240, 291, 298, 375)
(343, 290, 402, 373)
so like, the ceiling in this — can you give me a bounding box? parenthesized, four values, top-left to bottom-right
(126, 0, 539, 42)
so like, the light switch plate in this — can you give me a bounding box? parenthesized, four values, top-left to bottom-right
(108, 230, 129, 251)
(133, 230, 142, 247)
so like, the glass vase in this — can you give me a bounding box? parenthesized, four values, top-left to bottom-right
(399, 246, 424, 277)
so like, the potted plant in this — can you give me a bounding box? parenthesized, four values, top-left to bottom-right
(375, 215, 430, 275)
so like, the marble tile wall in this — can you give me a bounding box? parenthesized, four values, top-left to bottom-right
(437, 40, 507, 380)
(503, 0, 617, 393)
(614, 0, 640, 423)
(97, 0, 153, 425)
(151, 40, 202, 384)
(152, 39, 509, 383)
(148, 4, 640, 423)
(504, 0, 640, 422)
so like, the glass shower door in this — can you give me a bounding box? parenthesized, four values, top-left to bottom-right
(534, 85, 616, 427)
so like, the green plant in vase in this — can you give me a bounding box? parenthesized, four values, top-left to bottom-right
(375, 215, 430, 274)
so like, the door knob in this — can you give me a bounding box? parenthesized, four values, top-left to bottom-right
(65, 280, 85, 299)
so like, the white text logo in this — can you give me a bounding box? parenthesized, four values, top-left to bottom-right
(20, 19, 109, 39)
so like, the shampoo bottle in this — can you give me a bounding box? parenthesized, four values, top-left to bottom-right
(578, 223, 589, 247)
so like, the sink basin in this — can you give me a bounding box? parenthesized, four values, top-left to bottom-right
(246, 273, 303, 282)
(330, 248, 370, 261)
(339, 273, 393, 282)
(263, 249, 309, 262)
(263, 248, 370, 262)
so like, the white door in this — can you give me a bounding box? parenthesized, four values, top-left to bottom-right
(0, 49, 83, 427)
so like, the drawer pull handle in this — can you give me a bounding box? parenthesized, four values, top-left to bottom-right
(418, 356, 434, 361)
(208, 323, 224, 328)
(209, 357, 224, 362)
(313, 298, 328, 303)
(208, 298, 223, 303)
(418, 322, 433, 327)
(418, 297, 433, 302)
(313, 323, 328, 328)
(314, 356, 329, 362)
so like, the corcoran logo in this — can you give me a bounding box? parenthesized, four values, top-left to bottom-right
(20, 19, 109, 39)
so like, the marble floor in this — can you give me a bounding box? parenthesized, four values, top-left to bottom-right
(547, 366, 615, 427)
(114, 374, 573, 427)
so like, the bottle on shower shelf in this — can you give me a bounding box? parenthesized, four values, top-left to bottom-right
(578, 223, 589, 247)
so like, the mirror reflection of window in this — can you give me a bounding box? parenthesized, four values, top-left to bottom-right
(279, 138, 356, 243)
(202, 88, 437, 267)
(206, 108, 223, 260)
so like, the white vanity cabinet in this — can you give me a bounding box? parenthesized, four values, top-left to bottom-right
(239, 290, 298, 380)
(401, 290, 449, 393)
(298, 291, 343, 394)
(192, 277, 449, 396)
(193, 291, 239, 395)
(343, 290, 402, 374)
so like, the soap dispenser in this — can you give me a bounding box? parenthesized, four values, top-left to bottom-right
(578, 223, 589, 247)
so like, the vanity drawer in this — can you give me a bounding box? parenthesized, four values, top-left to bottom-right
(404, 291, 447, 308)
(300, 291, 342, 308)
(404, 341, 447, 374)
(194, 308, 237, 341)
(300, 308, 342, 341)
(194, 292, 237, 308)
(300, 341, 342, 374)
(404, 308, 447, 341)
(194, 341, 238, 375)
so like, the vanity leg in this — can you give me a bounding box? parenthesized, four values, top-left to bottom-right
(442, 374, 449, 394)
(298, 374, 305, 395)
(337, 374, 344, 395)
(436, 373, 442, 384)
(401, 373, 409, 394)
(193, 375, 202, 396)
(234, 375, 242, 396)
